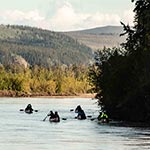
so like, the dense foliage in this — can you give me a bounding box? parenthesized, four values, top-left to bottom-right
(0, 65, 91, 96)
(0, 25, 93, 67)
(88, 0, 150, 122)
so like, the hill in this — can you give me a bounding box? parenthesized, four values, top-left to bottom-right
(64, 26, 126, 50)
(0, 25, 93, 68)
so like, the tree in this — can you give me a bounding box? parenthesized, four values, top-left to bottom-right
(89, 0, 150, 122)
(121, 0, 150, 52)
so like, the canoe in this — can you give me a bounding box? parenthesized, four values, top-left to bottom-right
(49, 118, 60, 122)
(25, 109, 33, 114)
(98, 118, 109, 124)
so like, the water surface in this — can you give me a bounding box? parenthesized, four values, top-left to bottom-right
(0, 97, 150, 150)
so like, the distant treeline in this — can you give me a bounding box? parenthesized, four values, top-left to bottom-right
(0, 64, 91, 96)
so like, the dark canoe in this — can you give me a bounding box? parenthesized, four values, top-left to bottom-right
(25, 109, 33, 114)
(98, 118, 109, 124)
(49, 118, 60, 122)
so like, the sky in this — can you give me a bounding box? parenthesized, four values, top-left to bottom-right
(0, 0, 135, 31)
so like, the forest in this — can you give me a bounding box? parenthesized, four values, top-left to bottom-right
(89, 0, 150, 123)
(0, 64, 91, 97)
(0, 24, 93, 67)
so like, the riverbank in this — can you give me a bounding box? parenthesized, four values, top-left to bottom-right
(0, 90, 96, 98)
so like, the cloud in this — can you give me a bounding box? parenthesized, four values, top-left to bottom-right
(78, 13, 121, 29)
(49, 2, 134, 31)
(0, 2, 134, 31)
(50, 2, 82, 30)
(122, 9, 134, 26)
(0, 9, 45, 26)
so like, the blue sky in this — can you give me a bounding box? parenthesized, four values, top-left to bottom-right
(0, 0, 134, 31)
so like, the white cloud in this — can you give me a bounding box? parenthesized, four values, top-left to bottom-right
(0, 2, 135, 31)
(49, 2, 122, 31)
(0, 9, 45, 26)
(122, 9, 134, 26)
(49, 2, 134, 31)
(79, 13, 121, 29)
(50, 2, 79, 30)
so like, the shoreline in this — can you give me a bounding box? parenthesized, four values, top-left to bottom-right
(32, 93, 97, 98)
(0, 90, 96, 98)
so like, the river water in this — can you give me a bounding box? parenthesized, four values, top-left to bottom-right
(0, 97, 150, 150)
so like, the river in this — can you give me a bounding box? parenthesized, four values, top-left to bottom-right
(0, 97, 150, 150)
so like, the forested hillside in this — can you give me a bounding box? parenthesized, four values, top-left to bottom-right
(65, 26, 126, 50)
(0, 25, 93, 67)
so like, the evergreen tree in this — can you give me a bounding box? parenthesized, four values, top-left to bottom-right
(121, 0, 150, 52)
(89, 0, 150, 122)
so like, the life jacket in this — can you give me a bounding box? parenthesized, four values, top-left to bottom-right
(25, 105, 33, 113)
(77, 110, 86, 119)
(99, 113, 108, 119)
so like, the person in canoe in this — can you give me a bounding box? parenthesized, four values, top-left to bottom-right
(25, 104, 33, 114)
(98, 111, 109, 123)
(48, 111, 60, 122)
(54, 111, 60, 122)
(75, 105, 86, 120)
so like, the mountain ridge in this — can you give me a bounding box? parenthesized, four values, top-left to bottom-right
(64, 25, 126, 50)
(0, 24, 93, 67)
(66, 25, 124, 34)
(0, 24, 126, 67)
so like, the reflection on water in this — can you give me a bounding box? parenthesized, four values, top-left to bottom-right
(0, 97, 150, 150)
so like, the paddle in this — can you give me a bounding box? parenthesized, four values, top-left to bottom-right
(43, 116, 67, 121)
(20, 109, 24, 111)
(19, 109, 38, 112)
(62, 118, 67, 120)
(91, 118, 96, 121)
(90, 116, 98, 121)
(43, 115, 48, 121)
(87, 115, 92, 118)
(34, 110, 38, 112)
